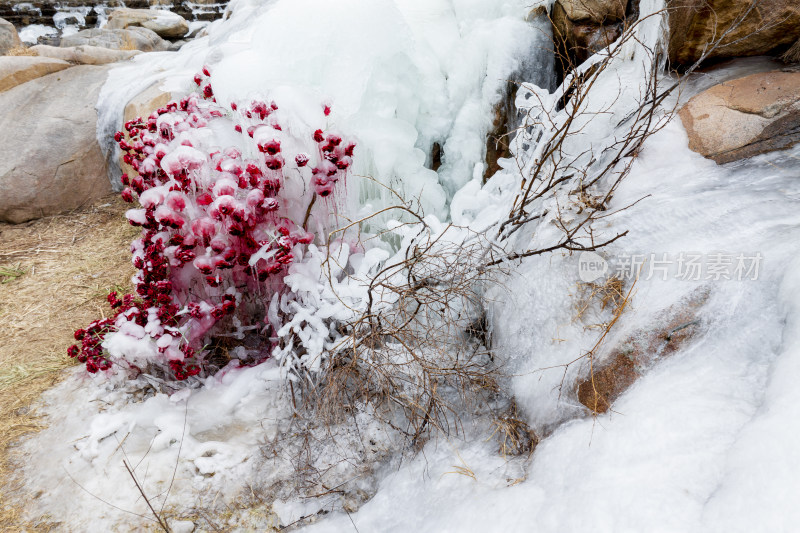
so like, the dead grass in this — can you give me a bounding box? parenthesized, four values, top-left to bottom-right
(490, 399, 538, 457)
(781, 39, 800, 64)
(573, 276, 626, 328)
(5, 45, 38, 57)
(0, 196, 137, 530)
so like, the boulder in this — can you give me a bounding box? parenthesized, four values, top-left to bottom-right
(106, 8, 189, 39)
(31, 44, 141, 65)
(0, 16, 20, 55)
(0, 65, 112, 223)
(668, 0, 800, 67)
(0, 55, 71, 92)
(679, 69, 800, 164)
(59, 27, 169, 52)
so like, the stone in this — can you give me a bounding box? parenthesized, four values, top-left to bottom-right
(679, 69, 800, 164)
(31, 44, 141, 65)
(668, 0, 800, 67)
(107, 8, 189, 39)
(0, 65, 112, 223)
(59, 27, 169, 52)
(0, 55, 70, 92)
(0, 16, 20, 55)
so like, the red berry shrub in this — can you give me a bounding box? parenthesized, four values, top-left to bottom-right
(69, 67, 355, 381)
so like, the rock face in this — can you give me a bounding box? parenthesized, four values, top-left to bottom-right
(679, 69, 800, 164)
(107, 8, 189, 39)
(59, 27, 169, 52)
(0, 65, 112, 223)
(668, 0, 800, 67)
(551, 0, 632, 68)
(0, 55, 70, 92)
(0, 16, 20, 54)
(31, 44, 141, 65)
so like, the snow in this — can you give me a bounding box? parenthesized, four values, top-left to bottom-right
(17, 24, 57, 45)
(12, 0, 800, 530)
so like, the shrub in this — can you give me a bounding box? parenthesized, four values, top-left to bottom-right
(69, 67, 356, 381)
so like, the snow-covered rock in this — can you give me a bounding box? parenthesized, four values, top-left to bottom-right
(107, 8, 189, 39)
(0, 65, 111, 223)
(0, 54, 69, 92)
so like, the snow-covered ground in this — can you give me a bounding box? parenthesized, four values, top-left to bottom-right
(11, 0, 800, 531)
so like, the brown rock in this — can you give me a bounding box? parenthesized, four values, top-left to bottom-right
(31, 44, 141, 65)
(0, 16, 20, 55)
(0, 55, 70, 92)
(0, 66, 112, 223)
(668, 0, 800, 67)
(679, 69, 800, 164)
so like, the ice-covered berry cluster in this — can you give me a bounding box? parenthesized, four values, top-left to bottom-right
(69, 67, 355, 380)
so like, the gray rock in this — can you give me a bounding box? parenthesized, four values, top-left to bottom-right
(60, 27, 169, 52)
(0, 65, 112, 223)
